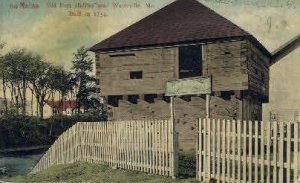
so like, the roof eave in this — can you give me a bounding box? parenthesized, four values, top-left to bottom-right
(90, 35, 250, 53)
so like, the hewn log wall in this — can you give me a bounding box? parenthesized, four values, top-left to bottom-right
(97, 48, 178, 96)
(203, 40, 249, 91)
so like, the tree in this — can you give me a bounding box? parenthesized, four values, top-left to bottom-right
(27, 56, 58, 119)
(3, 49, 32, 115)
(71, 46, 95, 114)
(49, 67, 73, 111)
(0, 41, 8, 114)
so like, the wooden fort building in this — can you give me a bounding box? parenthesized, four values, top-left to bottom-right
(90, 0, 272, 152)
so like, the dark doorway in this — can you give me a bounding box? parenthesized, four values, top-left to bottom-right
(179, 45, 202, 78)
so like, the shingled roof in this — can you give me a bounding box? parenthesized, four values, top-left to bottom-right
(90, 0, 260, 52)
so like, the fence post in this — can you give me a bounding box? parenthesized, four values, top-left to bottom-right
(170, 96, 178, 179)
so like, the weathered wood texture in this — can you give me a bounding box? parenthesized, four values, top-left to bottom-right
(242, 96, 263, 121)
(97, 48, 178, 96)
(108, 96, 239, 152)
(97, 39, 269, 97)
(246, 40, 270, 100)
(32, 120, 178, 178)
(197, 119, 300, 183)
(203, 40, 249, 91)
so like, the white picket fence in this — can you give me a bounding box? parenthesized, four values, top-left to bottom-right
(197, 118, 300, 183)
(32, 120, 178, 177)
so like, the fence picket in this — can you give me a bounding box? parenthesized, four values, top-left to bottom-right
(237, 120, 241, 183)
(196, 119, 299, 183)
(212, 119, 216, 177)
(32, 120, 175, 178)
(226, 120, 230, 183)
(260, 121, 265, 183)
(273, 122, 278, 183)
(232, 120, 236, 182)
(203, 118, 207, 181)
(286, 121, 291, 183)
(222, 119, 226, 182)
(217, 119, 221, 181)
(254, 121, 259, 183)
(198, 118, 203, 181)
(279, 121, 284, 183)
(294, 122, 299, 183)
(207, 118, 211, 181)
(243, 120, 247, 183)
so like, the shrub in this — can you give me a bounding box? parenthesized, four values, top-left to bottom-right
(0, 112, 105, 150)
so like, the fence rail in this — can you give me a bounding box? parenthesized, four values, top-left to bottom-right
(197, 118, 300, 183)
(32, 119, 177, 177)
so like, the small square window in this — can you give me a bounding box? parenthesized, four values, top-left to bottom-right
(130, 71, 143, 79)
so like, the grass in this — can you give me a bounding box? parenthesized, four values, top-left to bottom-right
(2, 162, 197, 183)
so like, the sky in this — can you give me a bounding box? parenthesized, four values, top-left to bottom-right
(0, 0, 299, 119)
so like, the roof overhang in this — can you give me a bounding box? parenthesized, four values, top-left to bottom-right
(270, 35, 300, 66)
(90, 35, 272, 58)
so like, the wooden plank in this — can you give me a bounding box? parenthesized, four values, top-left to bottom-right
(125, 121, 129, 169)
(203, 118, 207, 181)
(260, 121, 265, 183)
(158, 120, 161, 175)
(286, 122, 291, 183)
(212, 119, 216, 177)
(226, 120, 231, 183)
(136, 120, 139, 171)
(266, 121, 271, 183)
(142, 120, 146, 172)
(196, 119, 199, 181)
(145, 120, 149, 173)
(294, 122, 299, 183)
(156, 120, 158, 174)
(254, 121, 259, 183)
(216, 119, 221, 181)
(164, 120, 167, 176)
(198, 118, 203, 181)
(237, 120, 241, 183)
(222, 119, 226, 182)
(207, 118, 211, 181)
(232, 120, 236, 182)
(168, 119, 172, 176)
(139, 120, 142, 171)
(249, 120, 253, 183)
(131, 120, 134, 170)
(273, 122, 278, 183)
(151, 119, 155, 174)
(243, 120, 247, 183)
(279, 121, 284, 183)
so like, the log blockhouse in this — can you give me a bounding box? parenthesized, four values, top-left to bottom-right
(90, 0, 271, 152)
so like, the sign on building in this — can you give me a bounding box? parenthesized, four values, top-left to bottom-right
(165, 76, 211, 96)
(165, 76, 212, 119)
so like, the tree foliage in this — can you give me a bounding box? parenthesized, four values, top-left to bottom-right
(71, 46, 96, 113)
(0, 45, 104, 119)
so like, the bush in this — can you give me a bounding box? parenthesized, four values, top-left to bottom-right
(0, 112, 106, 150)
(0, 115, 51, 149)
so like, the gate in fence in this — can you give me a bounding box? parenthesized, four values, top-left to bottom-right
(32, 119, 178, 178)
(197, 118, 300, 183)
